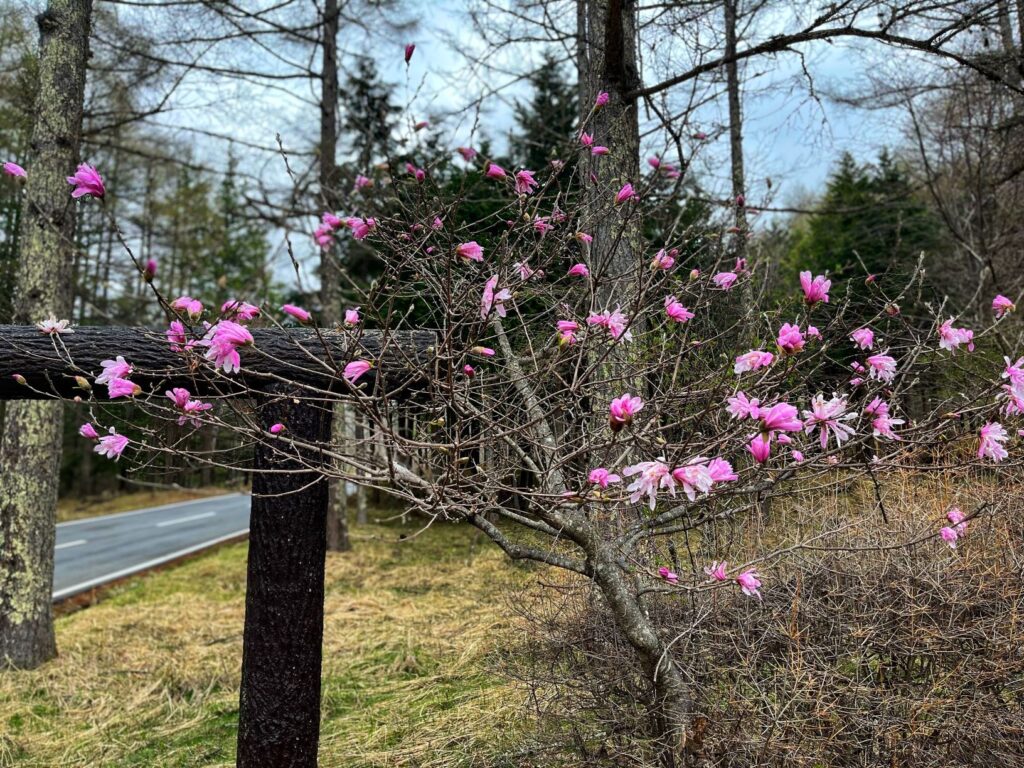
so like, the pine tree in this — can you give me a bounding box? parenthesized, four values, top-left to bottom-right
(511, 52, 578, 172)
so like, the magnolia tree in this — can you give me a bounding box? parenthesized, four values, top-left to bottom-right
(10, 88, 1023, 758)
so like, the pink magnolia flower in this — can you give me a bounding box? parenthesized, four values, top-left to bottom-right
(514, 169, 538, 195)
(595, 91, 609, 107)
(938, 318, 974, 353)
(171, 296, 204, 318)
(514, 261, 542, 281)
(457, 147, 477, 162)
(947, 506, 968, 536)
(204, 320, 253, 374)
(993, 295, 1015, 317)
(777, 323, 805, 354)
(807, 325, 821, 339)
(662, 163, 680, 179)
(872, 412, 904, 440)
(851, 327, 874, 350)
(747, 434, 772, 463)
(609, 393, 644, 430)
(533, 217, 552, 236)
(707, 457, 738, 484)
(96, 356, 132, 386)
(406, 162, 426, 182)
(567, 262, 590, 277)
(712, 271, 738, 290)
(67, 163, 105, 199)
(588, 467, 621, 488)
(657, 566, 679, 584)
(575, 232, 593, 244)
(727, 391, 761, 420)
(940, 526, 959, 549)
(314, 224, 335, 249)
(578, 132, 594, 147)
(343, 360, 372, 384)
(95, 428, 129, 460)
(354, 174, 372, 189)
(404, 43, 415, 63)
(556, 320, 579, 346)
(470, 346, 495, 357)
(166, 387, 192, 409)
(978, 421, 1009, 462)
(166, 320, 188, 351)
(222, 300, 260, 321)
(648, 156, 661, 169)
(269, 423, 285, 434)
(614, 183, 637, 205)
(456, 241, 484, 262)
(670, 461, 714, 500)
(485, 163, 507, 180)
(800, 271, 830, 305)
(591, 145, 609, 156)
(322, 211, 344, 230)
(36, 316, 73, 335)
(79, 423, 99, 440)
(3, 161, 26, 178)
(736, 569, 762, 599)
(167, 387, 212, 426)
(866, 353, 897, 383)
(462, 364, 475, 377)
(758, 402, 803, 434)
(587, 307, 632, 341)
(791, 450, 805, 463)
(1003, 356, 1024, 391)
(281, 304, 311, 324)
(665, 296, 694, 324)
(734, 349, 774, 375)
(480, 275, 512, 319)
(344, 307, 361, 326)
(651, 249, 675, 270)
(349, 217, 377, 240)
(143, 259, 157, 281)
(623, 460, 673, 509)
(107, 377, 140, 399)
(705, 561, 729, 581)
(802, 394, 856, 449)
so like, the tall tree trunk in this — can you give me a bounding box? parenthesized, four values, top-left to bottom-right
(578, 0, 642, 300)
(319, 0, 351, 552)
(724, 0, 752, 319)
(0, 0, 93, 669)
(576, 1, 692, 761)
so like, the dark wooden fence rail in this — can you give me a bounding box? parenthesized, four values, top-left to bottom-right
(0, 325, 436, 767)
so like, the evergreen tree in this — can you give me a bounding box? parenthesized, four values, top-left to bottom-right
(511, 52, 578, 172)
(787, 150, 944, 289)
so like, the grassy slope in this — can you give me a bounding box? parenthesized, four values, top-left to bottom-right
(0, 520, 541, 767)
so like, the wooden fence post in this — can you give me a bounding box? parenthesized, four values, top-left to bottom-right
(237, 389, 331, 768)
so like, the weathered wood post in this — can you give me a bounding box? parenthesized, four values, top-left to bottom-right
(237, 389, 330, 767)
(0, 325, 435, 767)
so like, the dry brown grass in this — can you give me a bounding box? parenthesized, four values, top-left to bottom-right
(0, 519, 542, 767)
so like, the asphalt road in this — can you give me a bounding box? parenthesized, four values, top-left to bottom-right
(53, 493, 251, 601)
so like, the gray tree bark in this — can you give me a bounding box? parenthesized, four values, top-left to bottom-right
(576, 0, 693, 761)
(724, 0, 753, 324)
(0, 0, 93, 669)
(319, 0, 352, 553)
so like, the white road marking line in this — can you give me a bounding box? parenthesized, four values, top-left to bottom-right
(156, 511, 216, 528)
(56, 493, 247, 528)
(55, 539, 87, 550)
(52, 528, 249, 601)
